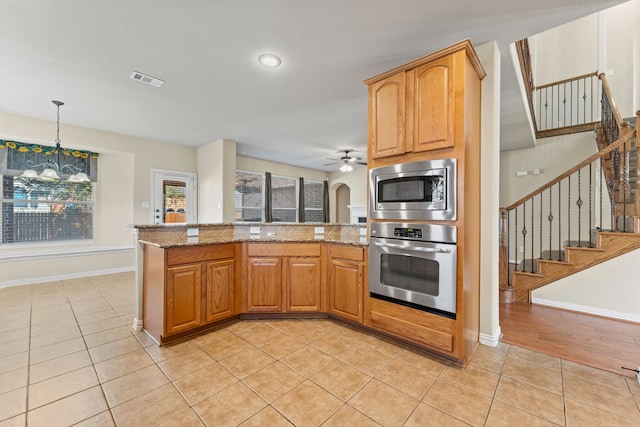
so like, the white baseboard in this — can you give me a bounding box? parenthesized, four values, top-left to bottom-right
(479, 326, 502, 347)
(532, 297, 640, 323)
(0, 266, 135, 289)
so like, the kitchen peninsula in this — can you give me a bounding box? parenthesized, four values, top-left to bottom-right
(134, 223, 367, 346)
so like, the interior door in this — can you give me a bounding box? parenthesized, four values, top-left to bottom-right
(151, 170, 197, 224)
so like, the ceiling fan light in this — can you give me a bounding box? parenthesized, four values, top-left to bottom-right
(340, 163, 353, 173)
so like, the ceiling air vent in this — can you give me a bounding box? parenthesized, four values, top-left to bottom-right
(129, 71, 164, 87)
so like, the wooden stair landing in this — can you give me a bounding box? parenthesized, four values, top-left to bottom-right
(510, 231, 640, 303)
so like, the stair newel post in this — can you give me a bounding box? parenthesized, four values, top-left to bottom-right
(577, 169, 582, 245)
(549, 186, 553, 259)
(531, 196, 535, 272)
(539, 193, 543, 260)
(589, 163, 593, 246)
(499, 208, 509, 289)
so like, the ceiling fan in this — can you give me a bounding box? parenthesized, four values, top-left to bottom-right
(324, 149, 367, 172)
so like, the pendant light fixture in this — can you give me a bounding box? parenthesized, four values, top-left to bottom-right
(20, 100, 90, 182)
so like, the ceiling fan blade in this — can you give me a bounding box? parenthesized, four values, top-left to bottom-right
(355, 161, 367, 166)
(323, 162, 338, 166)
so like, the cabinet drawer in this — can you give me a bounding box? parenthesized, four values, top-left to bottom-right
(329, 245, 364, 262)
(247, 243, 321, 257)
(370, 298, 453, 352)
(167, 244, 236, 266)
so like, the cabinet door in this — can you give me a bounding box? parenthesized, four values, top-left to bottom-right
(246, 257, 282, 312)
(369, 71, 406, 159)
(286, 257, 321, 312)
(166, 264, 202, 335)
(413, 54, 455, 152)
(328, 259, 363, 323)
(205, 259, 235, 323)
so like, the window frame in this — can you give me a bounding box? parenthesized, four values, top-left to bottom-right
(1, 176, 96, 247)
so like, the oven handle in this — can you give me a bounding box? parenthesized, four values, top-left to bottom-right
(372, 241, 452, 253)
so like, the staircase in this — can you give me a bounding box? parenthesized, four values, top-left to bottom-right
(511, 228, 640, 303)
(500, 50, 640, 304)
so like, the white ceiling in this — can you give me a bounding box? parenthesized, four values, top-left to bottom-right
(0, 0, 625, 171)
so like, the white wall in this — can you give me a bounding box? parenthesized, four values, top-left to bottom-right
(532, 248, 640, 322)
(198, 139, 236, 223)
(0, 110, 197, 286)
(476, 41, 502, 346)
(534, 14, 599, 85)
(328, 167, 368, 223)
(500, 132, 597, 207)
(604, 0, 640, 118)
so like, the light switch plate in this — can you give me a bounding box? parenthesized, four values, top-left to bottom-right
(359, 227, 366, 235)
(314, 227, 324, 234)
(187, 228, 199, 237)
(187, 237, 199, 244)
(250, 226, 260, 234)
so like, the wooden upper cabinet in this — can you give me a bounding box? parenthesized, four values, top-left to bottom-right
(412, 55, 455, 152)
(369, 72, 406, 159)
(205, 259, 235, 323)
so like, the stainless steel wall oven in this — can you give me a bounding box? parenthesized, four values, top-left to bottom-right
(369, 222, 457, 317)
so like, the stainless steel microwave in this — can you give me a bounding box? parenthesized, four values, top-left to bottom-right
(369, 158, 456, 221)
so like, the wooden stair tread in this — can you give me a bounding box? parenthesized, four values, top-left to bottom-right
(511, 231, 640, 303)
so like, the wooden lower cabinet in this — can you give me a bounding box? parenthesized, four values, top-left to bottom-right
(244, 243, 323, 313)
(142, 243, 240, 343)
(327, 245, 365, 323)
(166, 264, 202, 335)
(246, 257, 283, 312)
(205, 259, 236, 323)
(286, 258, 322, 312)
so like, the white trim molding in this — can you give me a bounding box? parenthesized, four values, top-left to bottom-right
(532, 297, 640, 324)
(0, 265, 135, 289)
(479, 326, 502, 347)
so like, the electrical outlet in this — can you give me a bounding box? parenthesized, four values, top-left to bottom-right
(314, 227, 324, 234)
(187, 228, 199, 237)
(250, 226, 260, 234)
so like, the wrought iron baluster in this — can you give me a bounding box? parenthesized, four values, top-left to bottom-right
(558, 183, 562, 259)
(539, 192, 543, 260)
(623, 141, 627, 231)
(577, 169, 583, 245)
(562, 83, 566, 128)
(515, 206, 519, 272)
(531, 195, 534, 271)
(599, 158, 603, 230)
(589, 162, 594, 248)
(568, 175, 572, 246)
(507, 210, 511, 286)
(548, 186, 554, 259)
(522, 202, 529, 272)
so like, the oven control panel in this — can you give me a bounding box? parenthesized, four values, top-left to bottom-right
(393, 227, 422, 238)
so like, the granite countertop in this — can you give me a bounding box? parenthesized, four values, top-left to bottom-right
(139, 236, 367, 248)
(135, 223, 368, 248)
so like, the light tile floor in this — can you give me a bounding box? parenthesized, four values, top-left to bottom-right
(1, 272, 639, 426)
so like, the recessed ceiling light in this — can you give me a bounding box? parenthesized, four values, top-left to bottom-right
(258, 54, 281, 68)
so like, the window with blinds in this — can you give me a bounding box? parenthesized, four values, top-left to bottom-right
(271, 175, 297, 222)
(303, 180, 324, 222)
(235, 171, 264, 222)
(1, 176, 94, 244)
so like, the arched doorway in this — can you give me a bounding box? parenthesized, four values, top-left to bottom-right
(336, 184, 351, 224)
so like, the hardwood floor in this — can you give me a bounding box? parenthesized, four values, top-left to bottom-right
(500, 302, 640, 379)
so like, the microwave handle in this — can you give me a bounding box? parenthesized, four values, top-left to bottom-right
(372, 241, 451, 253)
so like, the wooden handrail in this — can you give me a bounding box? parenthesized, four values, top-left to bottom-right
(536, 72, 598, 90)
(599, 73, 624, 127)
(505, 130, 635, 211)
